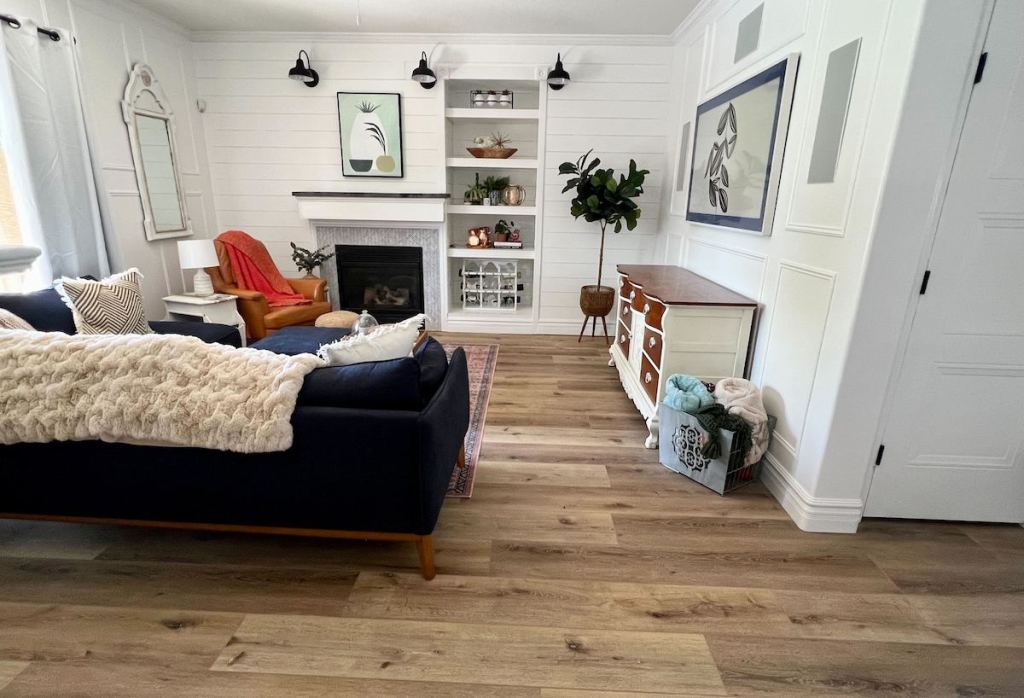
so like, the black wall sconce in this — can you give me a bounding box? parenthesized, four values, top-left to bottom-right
(547, 53, 570, 90)
(411, 50, 436, 89)
(288, 50, 319, 88)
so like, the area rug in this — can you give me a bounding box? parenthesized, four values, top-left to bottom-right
(443, 343, 498, 498)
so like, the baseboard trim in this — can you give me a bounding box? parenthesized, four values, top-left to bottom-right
(761, 453, 864, 533)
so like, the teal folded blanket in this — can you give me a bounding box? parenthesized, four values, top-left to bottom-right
(663, 373, 714, 414)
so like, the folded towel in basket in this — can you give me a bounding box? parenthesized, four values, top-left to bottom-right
(714, 377, 770, 465)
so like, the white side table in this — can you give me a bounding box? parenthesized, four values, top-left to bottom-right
(163, 294, 246, 347)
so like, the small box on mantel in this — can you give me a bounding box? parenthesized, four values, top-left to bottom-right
(658, 403, 776, 495)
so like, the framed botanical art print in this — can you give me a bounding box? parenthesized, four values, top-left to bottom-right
(337, 92, 404, 178)
(686, 55, 799, 235)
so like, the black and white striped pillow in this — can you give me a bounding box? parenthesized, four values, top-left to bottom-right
(57, 268, 152, 335)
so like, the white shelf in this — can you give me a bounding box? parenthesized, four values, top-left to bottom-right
(448, 306, 534, 323)
(447, 157, 538, 170)
(447, 246, 535, 259)
(446, 204, 537, 216)
(445, 108, 539, 121)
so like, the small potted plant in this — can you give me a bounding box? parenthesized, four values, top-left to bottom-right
(494, 219, 515, 242)
(558, 150, 648, 331)
(289, 242, 335, 278)
(482, 175, 510, 206)
(463, 173, 488, 205)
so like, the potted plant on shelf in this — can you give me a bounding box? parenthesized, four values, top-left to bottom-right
(463, 173, 488, 205)
(290, 243, 335, 278)
(482, 175, 510, 206)
(558, 149, 648, 329)
(494, 219, 515, 242)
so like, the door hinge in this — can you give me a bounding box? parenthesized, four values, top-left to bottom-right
(874, 444, 885, 466)
(974, 51, 988, 84)
(919, 269, 931, 295)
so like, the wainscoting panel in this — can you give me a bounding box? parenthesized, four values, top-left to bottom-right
(758, 261, 836, 457)
(683, 237, 767, 302)
(784, 0, 890, 237)
(704, 0, 810, 95)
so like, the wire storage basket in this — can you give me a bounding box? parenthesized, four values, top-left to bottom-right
(658, 402, 776, 495)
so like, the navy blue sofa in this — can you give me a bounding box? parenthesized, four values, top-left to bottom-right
(0, 288, 470, 579)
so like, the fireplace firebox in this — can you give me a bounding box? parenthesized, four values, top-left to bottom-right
(335, 244, 425, 323)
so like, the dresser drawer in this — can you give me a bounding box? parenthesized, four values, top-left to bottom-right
(620, 277, 636, 301)
(619, 298, 631, 322)
(616, 320, 631, 354)
(642, 297, 666, 331)
(631, 288, 646, 311)
(639, 352, 660, 404)
(643, 326, 663, 367)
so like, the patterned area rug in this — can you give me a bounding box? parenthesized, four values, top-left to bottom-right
(443, 343, 498, 498)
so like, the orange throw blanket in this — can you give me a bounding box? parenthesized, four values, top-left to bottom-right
(217, 230, 309, 307)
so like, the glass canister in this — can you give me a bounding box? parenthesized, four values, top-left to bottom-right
(352, 309, 379, 336)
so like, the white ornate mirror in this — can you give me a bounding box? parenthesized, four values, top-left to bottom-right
(122, 64, 192, 241)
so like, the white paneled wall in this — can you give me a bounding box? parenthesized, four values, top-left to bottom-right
(657, 0, 933, 529)
(191, 36, 672, 327)
(5, 0, 217, 318)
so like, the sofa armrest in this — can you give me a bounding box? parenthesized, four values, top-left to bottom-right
(287, 277, 327, 302)
(415, 347, 470, 534)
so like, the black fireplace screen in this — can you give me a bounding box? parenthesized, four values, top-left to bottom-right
(335, 244, 425, 322)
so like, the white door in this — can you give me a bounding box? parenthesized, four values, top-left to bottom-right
(865, 0, 1024, 522)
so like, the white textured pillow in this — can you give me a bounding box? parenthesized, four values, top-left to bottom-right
(0, 308, 34, 331)
(317, 314, 426, 366)
(56, 268, 152, 335)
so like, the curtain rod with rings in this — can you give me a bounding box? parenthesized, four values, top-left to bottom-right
(0, 14, 61, 41)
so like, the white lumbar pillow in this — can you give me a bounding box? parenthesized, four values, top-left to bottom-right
(317, 313, 426, 366)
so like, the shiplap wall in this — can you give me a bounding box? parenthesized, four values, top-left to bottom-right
(191, 36, 672, 327)
(5, 0, 217, 318)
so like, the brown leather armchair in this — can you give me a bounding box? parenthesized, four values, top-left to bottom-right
(206, 240, 331, 341)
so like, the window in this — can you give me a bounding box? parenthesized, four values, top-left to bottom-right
(0, 147, 22, 245)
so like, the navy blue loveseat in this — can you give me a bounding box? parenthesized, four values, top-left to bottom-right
(0, 288, 470, 579)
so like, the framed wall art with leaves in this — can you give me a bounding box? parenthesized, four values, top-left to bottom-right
(337, 92, 404, 178)
(686, 55, 799, 235)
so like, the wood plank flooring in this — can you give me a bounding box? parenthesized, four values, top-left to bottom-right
(1, 333, 1022, 696)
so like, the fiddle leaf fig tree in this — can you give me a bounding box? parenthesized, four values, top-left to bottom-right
(559, 149, 649, 287)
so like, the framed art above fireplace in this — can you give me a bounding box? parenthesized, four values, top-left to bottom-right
(337, 92, 405, 178)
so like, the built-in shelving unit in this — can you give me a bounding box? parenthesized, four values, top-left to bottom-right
(441, 78, 547, 332)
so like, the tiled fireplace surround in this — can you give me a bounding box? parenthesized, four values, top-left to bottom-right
(314, 225, 443, 329)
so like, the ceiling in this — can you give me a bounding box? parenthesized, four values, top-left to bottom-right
(127, 0, 699, 36)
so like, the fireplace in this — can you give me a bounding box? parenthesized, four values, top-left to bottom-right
(335, 244, 425, 323)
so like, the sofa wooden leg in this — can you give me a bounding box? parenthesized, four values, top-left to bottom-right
(416, 535, 436, 580)
(457, 444, 466, 469)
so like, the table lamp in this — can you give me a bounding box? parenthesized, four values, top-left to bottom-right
(177, 239, 218, 296)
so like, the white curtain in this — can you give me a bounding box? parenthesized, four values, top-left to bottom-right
(0, 15, 110, 288)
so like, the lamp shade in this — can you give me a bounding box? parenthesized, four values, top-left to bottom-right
(547, 53, 570, 90)
(411, 51, 436, 88)
(177, 239, 218, 270)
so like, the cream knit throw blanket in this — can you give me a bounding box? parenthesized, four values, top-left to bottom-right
(0, 330, 323, 453)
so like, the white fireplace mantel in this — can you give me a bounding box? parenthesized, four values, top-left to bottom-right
(293, 191, 449, 224)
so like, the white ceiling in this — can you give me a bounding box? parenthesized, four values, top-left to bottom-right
(127, 0, 699, 36)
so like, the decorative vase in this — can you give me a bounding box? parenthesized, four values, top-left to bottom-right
(501, 185, 526, 206)
(579, 285, 615, 317)
(303, 271, 317, 279)
(488, 190, 502, 206)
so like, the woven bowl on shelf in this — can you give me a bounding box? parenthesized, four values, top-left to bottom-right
(466, 147, 518, 159)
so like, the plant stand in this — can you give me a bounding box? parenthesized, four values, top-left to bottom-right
(578, 284, 614, 344)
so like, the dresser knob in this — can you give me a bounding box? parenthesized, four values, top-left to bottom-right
(629, 290, 636, 300)
(620, 334, 626, 343)
(643, 303, 650, 313)
(644, 372, 652, 384)
(622, 306, 628, 316)
(648, 337, 655, 348)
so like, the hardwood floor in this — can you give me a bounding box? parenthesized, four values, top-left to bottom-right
(1, 333, 1022, 696)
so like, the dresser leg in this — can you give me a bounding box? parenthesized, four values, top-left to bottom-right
(644, 415, 659, 449)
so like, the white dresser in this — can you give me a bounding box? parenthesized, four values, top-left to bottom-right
(608, 265, 758, 448)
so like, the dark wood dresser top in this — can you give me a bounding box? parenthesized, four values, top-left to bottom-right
(617, 264, 757, 307)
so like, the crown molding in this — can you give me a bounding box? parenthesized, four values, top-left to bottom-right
(189, 30, 674, 47)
